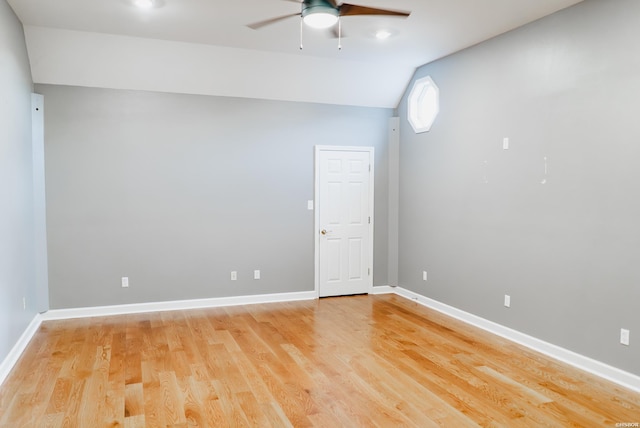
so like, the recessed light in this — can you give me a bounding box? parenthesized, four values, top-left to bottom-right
(133, 0, 154, 9)
(376, 30, 392, 40)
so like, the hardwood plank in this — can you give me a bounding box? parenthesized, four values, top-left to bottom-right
(157, 371, 187, 425)
(0, 294, 638, 427)
(124, 383, 144, 418)
(124, 414, 145, 428)
(59, 377, 86, 426)
(40, 412, 65, 428)
(192, 379, 228, 426)
(181, 376, 209, 427)
(142, 383, 166, 427)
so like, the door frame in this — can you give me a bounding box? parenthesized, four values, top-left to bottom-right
(314, 145, 375, 297)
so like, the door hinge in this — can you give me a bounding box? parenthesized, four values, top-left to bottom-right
(368, 268, 371, 276)
(369, 164, 371, 172)
(368, 216, 371, 224)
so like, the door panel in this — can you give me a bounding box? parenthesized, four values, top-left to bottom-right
(348, 238, 363, 280)
(327, 238, 342, 282)
(317, 148, 372, 297)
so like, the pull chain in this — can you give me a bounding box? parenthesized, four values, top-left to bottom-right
(338, 17, 342, 50)
(300, 17, 304, 50)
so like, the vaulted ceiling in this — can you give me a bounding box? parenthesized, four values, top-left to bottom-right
(9, 0, 583, 108)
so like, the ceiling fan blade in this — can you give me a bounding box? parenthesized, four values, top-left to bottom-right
(338, 3, 410, 17)
(247, 13, 301, 30)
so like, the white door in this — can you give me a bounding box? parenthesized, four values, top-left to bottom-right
(316, 147, 373, 297)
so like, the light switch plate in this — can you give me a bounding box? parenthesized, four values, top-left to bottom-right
(621, 328, 630, 346)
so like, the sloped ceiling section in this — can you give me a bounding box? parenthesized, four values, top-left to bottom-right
(25, 26, 413, 108)
(17, 0, 584, 108)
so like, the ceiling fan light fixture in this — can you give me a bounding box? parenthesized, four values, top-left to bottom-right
(302, 7, 339, 29)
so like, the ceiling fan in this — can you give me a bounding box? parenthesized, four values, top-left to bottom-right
(248, 0, 411, 32)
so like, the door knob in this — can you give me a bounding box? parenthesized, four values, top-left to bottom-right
(321, 229, 328, 235)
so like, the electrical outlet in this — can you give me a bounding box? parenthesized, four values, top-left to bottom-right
(121, 277, 129, 288)
(504, 294, 511, 308)
(254, 270, 260, 280)
(503, 137, 509, 150)
(620, 328, 630, 346)
(422, 271, 427, 281)
(231, 271, 237, 281)
(307, 200, 314, 210)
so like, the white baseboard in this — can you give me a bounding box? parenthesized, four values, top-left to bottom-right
(1, 291, 316, 386)
(41, 290, 318, 321)
(0, 314, 43, 387)
(392, 286, 640, 394)
(371, 285, 396, 294)
(4, 287, 639, 395)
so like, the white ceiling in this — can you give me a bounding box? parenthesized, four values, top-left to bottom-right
(9, 0, 583, 108)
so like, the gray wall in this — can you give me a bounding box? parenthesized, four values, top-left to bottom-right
(0, 0, 39, 363)
(397, 0, 640, 375)
(37, 85, 392, 309)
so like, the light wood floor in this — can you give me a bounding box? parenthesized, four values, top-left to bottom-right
(1, 294, 638, 427)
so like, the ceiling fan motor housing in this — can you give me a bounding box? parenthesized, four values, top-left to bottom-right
(301, 0, 339, 19)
